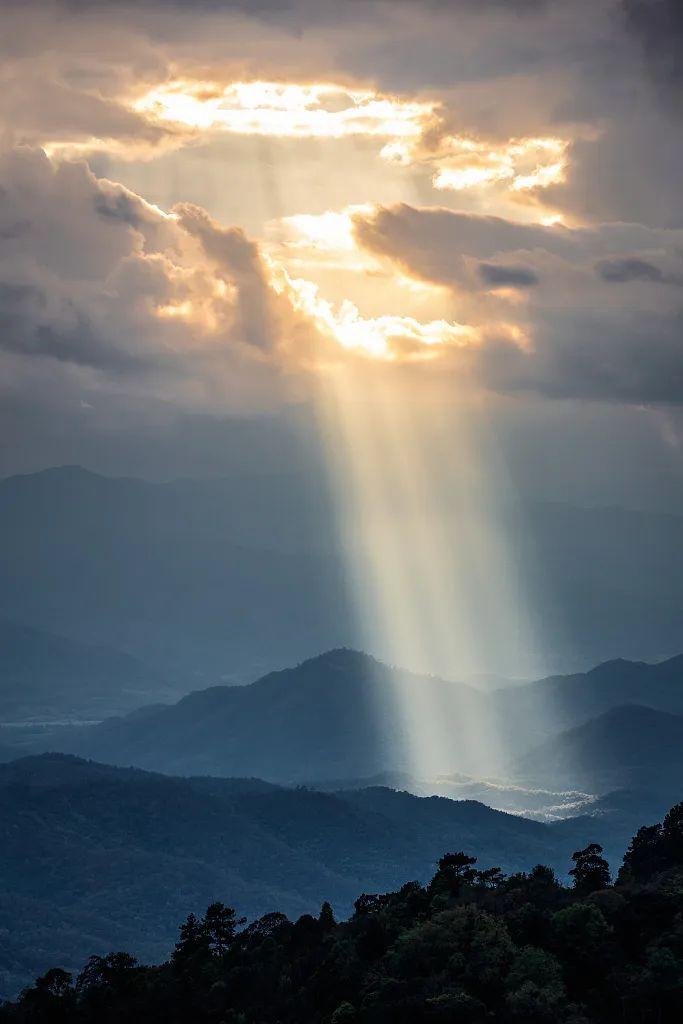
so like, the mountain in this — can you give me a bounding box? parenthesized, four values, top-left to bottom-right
(0, 465, 350, 684)
(4, 796, 682, 1024)
(26, 648, 681, 787)
(0, 619, 176, 723)
(2, 802, 679, 1024)
(0, 752, 605, 999)
(12, 648, 680, 788)
(495, 653, 683, 749)
(310, 771, 599, 820)
(1, 465, 682, 683)
(53, 650, 486, 780)
(514, 704, 683, 791)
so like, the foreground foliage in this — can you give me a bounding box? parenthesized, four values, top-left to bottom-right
(2, 803, 683, 1024)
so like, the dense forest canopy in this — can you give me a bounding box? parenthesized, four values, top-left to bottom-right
(3, 802, 682, 1024)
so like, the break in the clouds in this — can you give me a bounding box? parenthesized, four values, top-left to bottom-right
(0, 0, 682, 487)
(353, 203, 683, 403)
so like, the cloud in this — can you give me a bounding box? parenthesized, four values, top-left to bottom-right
(353, 204, 573, 287)
(596, 258, 664, 284)
(478, 263, 539, 287)
(352, 202, 683, 404)
(596, 257, 683, 287)
(622, 0, 683, 104)
(0, 147, 308, 417)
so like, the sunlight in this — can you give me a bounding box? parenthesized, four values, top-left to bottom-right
(282, 270, 479, 361)
(432, 135, 568, 193)
(133, 80, 436, 140)
(314, 360, 540, 780)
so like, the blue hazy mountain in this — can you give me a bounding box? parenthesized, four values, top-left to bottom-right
(52, 649, 485, 779)
(30, 648, 683, 789)
(0, 619, 176, 722)
(0, 751, 617, 1000)
(1, 466, 682, 686)
(513, 704, 683, 791)
(0, 465, 351, 687)
(494, 654, 683, 750)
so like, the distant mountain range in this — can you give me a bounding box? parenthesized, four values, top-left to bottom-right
(12, 647, 680, 794)
(49, 649, 484, 778)
(493, 653, 683, 756)
(0, 619, 176, 722)
(514, 704, 683, 791)
(1, 465, 682, 681)
(0, 752, 657, 1000)
(0, 465, 350, 685)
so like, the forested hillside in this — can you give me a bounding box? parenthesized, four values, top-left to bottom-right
(2, 802, 682, 1023)
(0, 753, 607, 999)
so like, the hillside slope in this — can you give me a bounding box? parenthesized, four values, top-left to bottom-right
(495, 653, 683, 748)
(2, 770, 682, 1023)
(57, 649, 486, 779)
(0, 752, 623, 999)
(514, 704, 683, 790)
(0, 619, 174, 722)
(34, 649, 683, 785)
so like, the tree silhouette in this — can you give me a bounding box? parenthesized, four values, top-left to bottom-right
(318, 901, 336, 930)
(431, 851, 478, 896)
(5, 803, 683, 1024)
(203, 902, 245, 956)
(569, 843, 610, 895)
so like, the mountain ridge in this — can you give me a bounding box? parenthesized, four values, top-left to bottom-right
(514, 703, 683, 790)
(0, 618, 176, 722)
(2, 464, 682, 680)
(0, 751, 618, 999)
(15, 647, 681, 789)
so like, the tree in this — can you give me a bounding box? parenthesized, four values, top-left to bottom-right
(551, 903, 613, 985)
(34, 968, 73, 999)
(242, 911, 290, 944)
(173, 911, 209, 963)
(319, 901, 336, 930)
(569, 843, 610, 895)
(661, 801, 683, 863)
(475, 866, 505, 890)
(204, 902, 245, 956)
(353, 893, 388, 916)
(620, 823, 663, 882)
(17, 968, 76, 1024)
(620, 802, 683, 882)
(76, 953, 138, 993)
(431, 852, 477, 896)
(506, 947, 565, 1022)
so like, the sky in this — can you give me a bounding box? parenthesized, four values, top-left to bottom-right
(0, 0, 682, 514)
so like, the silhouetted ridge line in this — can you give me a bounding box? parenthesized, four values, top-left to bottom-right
(2, 796, 682, 1022)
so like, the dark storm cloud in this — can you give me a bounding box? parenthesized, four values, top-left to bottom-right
(597, 258, 664, 284)
(622, 0, 683, 101)
(0, 281, 148, 372)
(479, 309, 683, 406)
(354, 205, 574, 288)
(93, 191, 145, 228)
(537, 1, 683, 229)
(596, 257, 683, 286)
(354, 203, 683, 405)
(478, 263, 539, 287)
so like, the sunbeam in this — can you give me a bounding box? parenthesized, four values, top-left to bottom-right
(314, 357, 541, 780)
